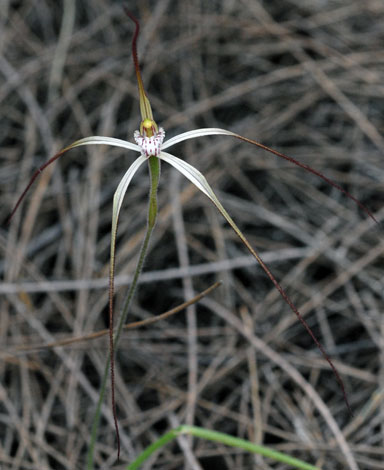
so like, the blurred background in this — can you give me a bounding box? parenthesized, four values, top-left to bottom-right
(1, 1, 384, 469)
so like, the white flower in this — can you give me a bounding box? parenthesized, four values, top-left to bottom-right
(8, 125, 376, 295)
(8, 14, 376, 454)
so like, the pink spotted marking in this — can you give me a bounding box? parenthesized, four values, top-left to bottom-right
(134, 128, 165, 157)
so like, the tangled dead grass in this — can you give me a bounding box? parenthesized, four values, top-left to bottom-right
(1, 1, 384, 469)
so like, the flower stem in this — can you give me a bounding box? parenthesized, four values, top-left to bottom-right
(147, 156, 160, 229)
(86, 155, 161, 469)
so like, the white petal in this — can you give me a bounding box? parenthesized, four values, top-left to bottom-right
(70, 135, 141, 153)
(159, 151, 265, 266)
(163, 127, 378, 225)
(159, 152, 213, 199)
(110, 155, 147, 301)
(159, 151, 235, 228)
(112, 155, 147, 229)
(162, 128, 235, 150)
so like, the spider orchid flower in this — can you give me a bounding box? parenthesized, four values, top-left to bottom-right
(7, 10, 377, 459)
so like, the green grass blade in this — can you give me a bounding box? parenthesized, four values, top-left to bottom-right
(126, 425, 321, 470)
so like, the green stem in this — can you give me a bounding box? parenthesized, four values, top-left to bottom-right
(147, 155, 160, 229)
(86, 155, 160, 469)
(126, 425, 321, 470)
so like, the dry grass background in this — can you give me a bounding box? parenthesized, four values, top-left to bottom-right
(1, 1, 384, 469)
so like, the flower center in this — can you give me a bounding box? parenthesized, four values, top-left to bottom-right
(134, 124, 165, 158)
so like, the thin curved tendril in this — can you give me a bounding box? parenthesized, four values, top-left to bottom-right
(109, 249, 120, 458)
(163, 128, 377, 225)
(108, 154, 146, 459)
(124, 9, 153, 121)
(6, 135, 141, 226)
(233, 133, 378, 225)
(160, 151, 352, 413)
(6, 148, 68, 224)
(124, 10, 142, 93)
(248, 245, 352, 414)
(6, 142, 122, 459)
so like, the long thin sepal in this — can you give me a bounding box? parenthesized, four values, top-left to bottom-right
(124, 9, 154, 122)
(160, 151, 352, 413)
(6, 147, 69, 224)
(163, 128, 377, 224)
(70, 136, 140, 152)
(6, 136, 140, 225)
(162, 128, 233, 149)
(108, 155, 146, 458)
